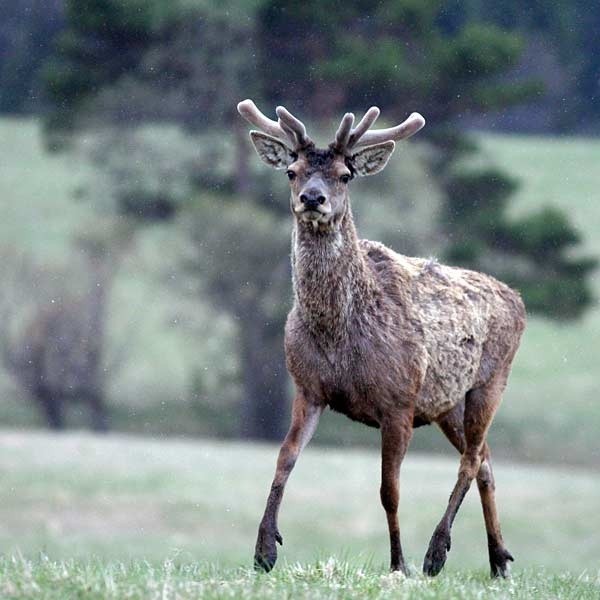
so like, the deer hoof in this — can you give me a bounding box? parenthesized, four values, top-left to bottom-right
(423, 528, 451, 577)
(254, 527, 283, 573)
(490, 546, 514, 578)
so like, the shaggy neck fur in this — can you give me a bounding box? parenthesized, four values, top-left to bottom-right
(291, 206, 377, 345)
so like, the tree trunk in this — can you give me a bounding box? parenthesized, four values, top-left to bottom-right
(239, 308, 289, 441)
(89, 390, 109, 432)
(233, 121, 251, 196)
(37, 389, 64, 430)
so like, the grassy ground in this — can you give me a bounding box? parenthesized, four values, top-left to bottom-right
(1, 431, 599, 598)
(2, 558, 599, 600)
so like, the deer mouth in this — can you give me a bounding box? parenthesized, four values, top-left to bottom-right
(301, 210, 332, 229)
(302, 209, 323, 219)
(295, 205, 331, 221)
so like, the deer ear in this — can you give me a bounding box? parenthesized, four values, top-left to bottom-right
(351, 141, 395, 176)
(249, 131, 295, 169)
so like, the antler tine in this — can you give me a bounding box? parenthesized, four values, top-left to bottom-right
(237, 99, 296, 147)
(278, 118, 297, 142)
(347, 107, 380, 149)
(275, 106, 311, 148)
(333, 113, 355, 150)
(352, 112, 426, 150)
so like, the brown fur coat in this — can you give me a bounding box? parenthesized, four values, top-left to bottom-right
(285, 208, 526, 426)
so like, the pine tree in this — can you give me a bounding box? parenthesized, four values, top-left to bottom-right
(259, 0, 596, 318)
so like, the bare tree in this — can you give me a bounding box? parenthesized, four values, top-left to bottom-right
(0, 229, 130, 431)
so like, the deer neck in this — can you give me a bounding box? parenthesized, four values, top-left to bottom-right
(291, 206, 375, 342)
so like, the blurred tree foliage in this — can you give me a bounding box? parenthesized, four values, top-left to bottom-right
(259, 0, 596, 318)
(41, 0, 186, 133)
(442, 161, 596, 318)
(42, 0, 261, 133)
(40, 0, 597, 438)
(453, 0, 600, 125)
(42, 0, 291, 440)
(259, 1, 537, 119)
(0, 0, 64, 112)
(4, 1, 599, 124)
(189, 196, 292, 438)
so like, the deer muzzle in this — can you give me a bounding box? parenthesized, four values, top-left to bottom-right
(299, 189, 327, 212)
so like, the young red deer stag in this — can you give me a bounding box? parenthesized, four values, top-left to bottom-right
(238, 99, 526, 578)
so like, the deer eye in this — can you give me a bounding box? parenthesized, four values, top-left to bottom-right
(340, 174, 351, 184)
(286, 170, 296, 181)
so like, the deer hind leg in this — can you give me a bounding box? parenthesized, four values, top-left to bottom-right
(435, 403, 514, 578)
(254, 391, 323, 572)
(380, 409, 413, 574)
(477, 444, 514, 577)
(423, 376, 506, 577)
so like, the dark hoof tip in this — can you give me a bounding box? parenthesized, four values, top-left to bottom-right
(423, 554, 445, 577)
(254, 554, 276, 573)
(490, 547, 514, 578)
(254, 527, 281, 572)
(423, 531, 450, 577)
(491, 564, 511, 579)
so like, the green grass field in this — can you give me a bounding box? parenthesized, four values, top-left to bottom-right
(0, 431, 599, 598)
(3, 560, 599, 600)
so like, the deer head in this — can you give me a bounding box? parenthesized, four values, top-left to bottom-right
(237, 99, 425, 231)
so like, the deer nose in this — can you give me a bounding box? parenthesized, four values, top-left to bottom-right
(300, 189, 326, 210)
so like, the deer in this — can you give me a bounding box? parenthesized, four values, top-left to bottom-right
(237, 99, 526, 578)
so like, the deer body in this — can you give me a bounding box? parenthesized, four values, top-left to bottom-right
(238, 100, 525, 578)
(288, 211, 524, 429)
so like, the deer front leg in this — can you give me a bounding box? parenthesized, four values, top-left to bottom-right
(380, 410, 413, 574)
(423, 449, 480, 576)
(254, 391, 323, 572)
